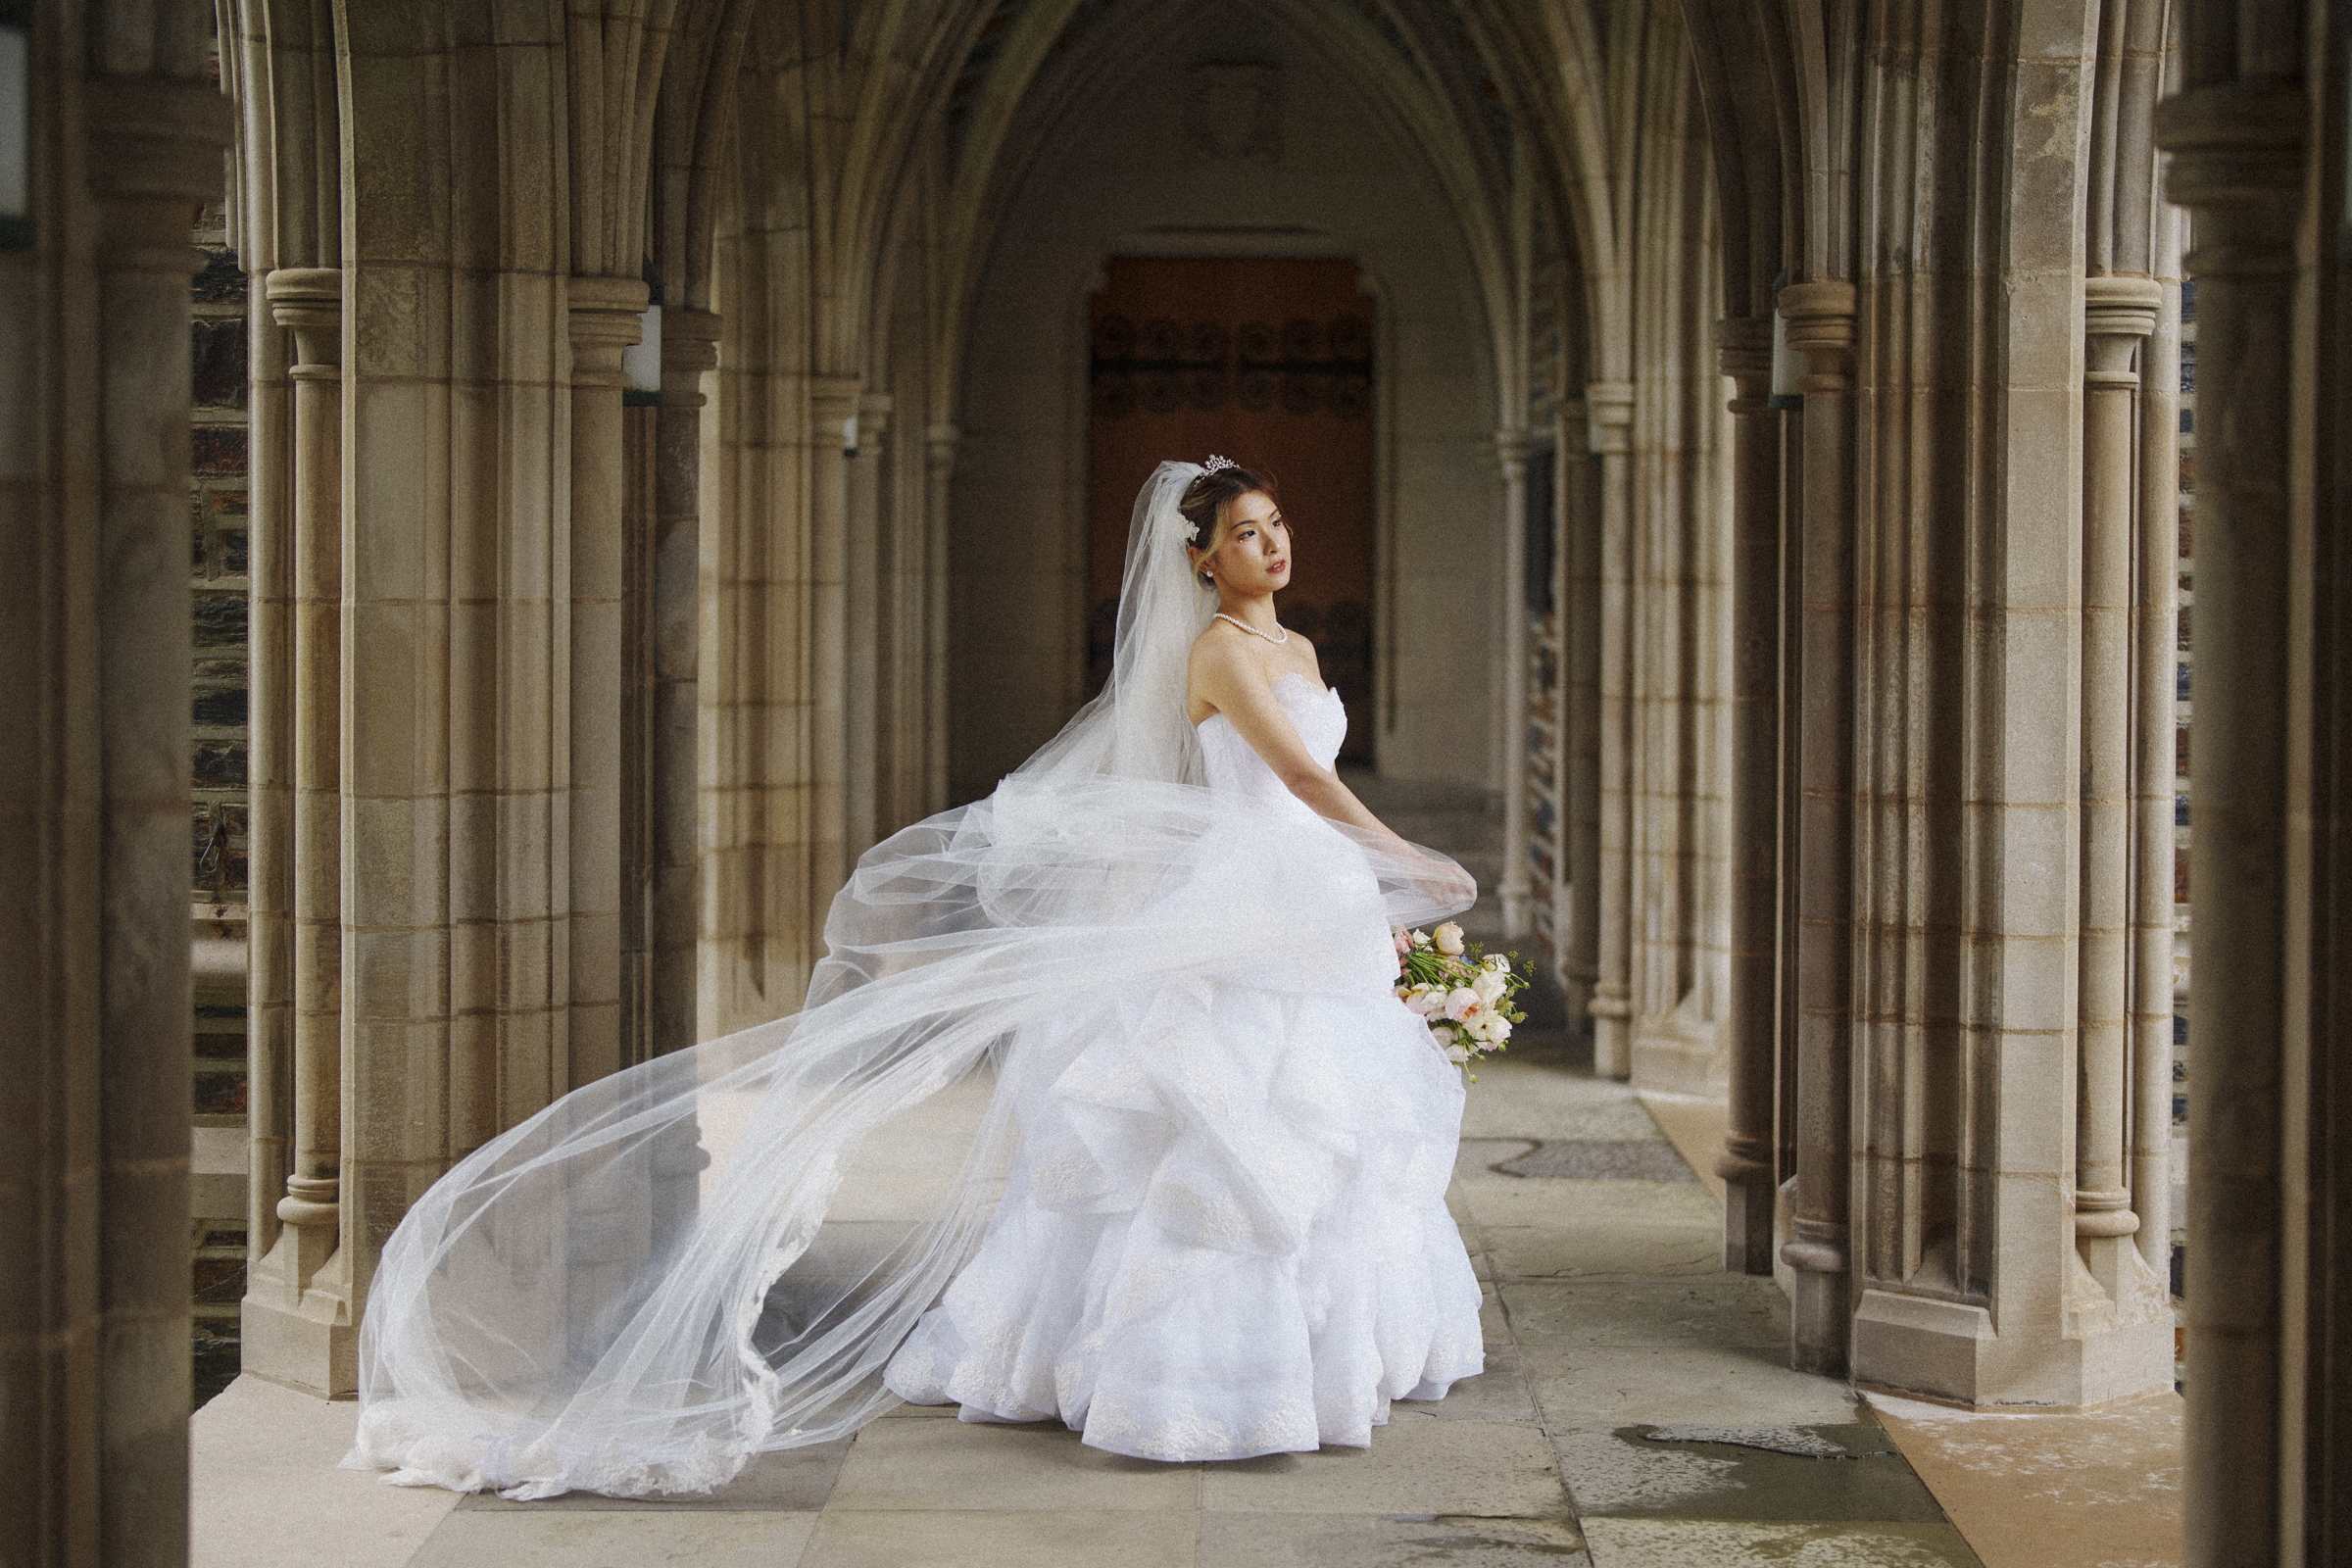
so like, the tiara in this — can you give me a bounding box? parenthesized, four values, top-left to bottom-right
(1202, 454, 1237, 473)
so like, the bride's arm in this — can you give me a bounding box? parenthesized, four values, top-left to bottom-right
(1188, 641, 1407, 846)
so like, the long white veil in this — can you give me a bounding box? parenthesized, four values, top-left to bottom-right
(349, 462, 1477, 1499)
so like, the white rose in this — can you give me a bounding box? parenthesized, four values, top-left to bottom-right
(1405, 988, 1445, 1017)
(1472, 970, 1507, 1004)
(1408, 929, 1429, 948)
(1444, 1041, 1470, 1064)
(1482, 954, 1510, 973)
(1434, 922, 1466, 956)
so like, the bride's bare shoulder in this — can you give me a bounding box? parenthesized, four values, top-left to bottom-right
(1186, 620, 1257, 707)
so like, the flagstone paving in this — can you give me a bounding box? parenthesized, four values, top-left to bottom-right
(193, 1034, 2044, 1567)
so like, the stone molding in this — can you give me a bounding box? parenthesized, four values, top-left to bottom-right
(661, 306, 722, 408)
(265, 267, 342, 370)
(569, 274, 653, 387)
(1584, 379, 1633, 454)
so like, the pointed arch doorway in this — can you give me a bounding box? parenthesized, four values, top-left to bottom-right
(1086, 257, 1377, 761)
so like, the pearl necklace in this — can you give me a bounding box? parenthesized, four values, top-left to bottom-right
(1214, 612, 1289, 645)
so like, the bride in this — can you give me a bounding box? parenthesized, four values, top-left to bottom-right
(348, 458, 1487, 1497)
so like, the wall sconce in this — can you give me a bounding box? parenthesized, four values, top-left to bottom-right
(842, 410, 858, 458)
(620, 302, 662, 406)
(1769, 273, 1801, 412)
(0, 0, 30, 251)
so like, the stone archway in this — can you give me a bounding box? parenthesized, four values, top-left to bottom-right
(941, 0, 1516, 804)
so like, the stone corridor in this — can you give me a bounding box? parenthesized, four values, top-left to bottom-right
(192, 1038, 2183, 1568)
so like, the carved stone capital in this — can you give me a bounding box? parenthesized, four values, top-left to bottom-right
(2155, 80, 2307, 272)
(660, 307, 722, 408)
(2083, 275, 2163, 380)
(82, 76, 234, 202)
(925, 422, 961, 479)
(1781, 280, 1858, 394)
(83, 76, 233, 266)
(1494, 426, 1531, 479)
(1717, 317, 1774, 413)
(808, 374, 861, 429)
(567, 274, 651, 388)
(266, 268, 343, 374)
(1584, 380, 1634, 455)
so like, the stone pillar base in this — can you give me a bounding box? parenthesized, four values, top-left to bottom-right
(1718, 1157, 1776, 1276)
(1851, 1288, 2175, 1409)
(240, 1300, 358, 1398)
(241, 1242, 358, 1397)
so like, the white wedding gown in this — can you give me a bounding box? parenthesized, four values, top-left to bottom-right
(881, 673, 1486, 1459)
(348, 462, 1482, 1498)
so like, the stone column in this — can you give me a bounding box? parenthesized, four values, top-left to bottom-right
(1716, 318, 1779, 1274)
(242, 268, 351, 1385)
(654, 309, 720, 1052)
(2077, 276, 2163, 1299)
(2131, 254, 2182, 1284)
(567, 275, 651, 1087)
(86, 62, 231, 1566)
(1779, 280, 1857, 1376)
(847, 395, 893, 863)
(2154, 73, 2307, 1568)
(924, 422, 959, 816)
(810, 378, 859, 898)
(1586, 381, 1636, 1076)
(1557, 398, 1599, 1020)
(1497, 428, 1534, 938)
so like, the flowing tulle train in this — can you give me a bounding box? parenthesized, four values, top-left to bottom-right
(345, 463, 1482, 1498)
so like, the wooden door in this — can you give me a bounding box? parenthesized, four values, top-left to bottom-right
(1087, 258, 1376, 760)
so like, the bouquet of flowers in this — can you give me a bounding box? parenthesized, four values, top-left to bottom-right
(1393, 921, 1529, 1078)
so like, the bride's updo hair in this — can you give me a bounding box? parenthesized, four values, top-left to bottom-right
(1178, 463, 1279, 584)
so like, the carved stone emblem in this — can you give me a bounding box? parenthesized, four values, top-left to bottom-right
(1183, 62, 1281, 165)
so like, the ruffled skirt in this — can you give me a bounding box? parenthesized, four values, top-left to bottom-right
(883, 975, 1485, 1460)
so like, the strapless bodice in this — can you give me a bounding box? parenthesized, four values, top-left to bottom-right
(1196, 672, 1346, 806)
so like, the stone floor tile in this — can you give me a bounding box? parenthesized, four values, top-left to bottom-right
(1505, 1278, 1778, 1353)
(1463, 1179, 1722, 1231)
(191, 1376, 461, 1568)
(1483, 1214, 1722, 1280)
(1411, 1345, 1541, 1424)
(1581, 1518, 1984, 1567)
(1551, 1425, 1944, 1522)
(1461, 1069, 1667, 1143)
(456, 1438, 853, 1511)
(1525, 1345, 1861, 1428)
(799, 1509, 1196, 1568)
(1200, 1411, 1568, 1515)
(1197, 1509, 1589, 1567)
(824, 1415, 1200, 1511)
(1500, 1276, 1790, 1349)
(1866, 1390, 2183, 1568)
(404, 1510, 819, 1568)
